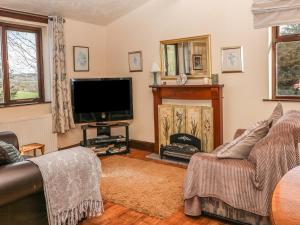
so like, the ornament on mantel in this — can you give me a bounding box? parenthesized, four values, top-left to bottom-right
(211, 73, 219, 84)
(176, 73, 188, 85)
(150, 62, 160, 86)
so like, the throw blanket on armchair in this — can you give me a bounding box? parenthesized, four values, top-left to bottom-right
(184, 110, 300, 217)
(28, 147, 103, 225)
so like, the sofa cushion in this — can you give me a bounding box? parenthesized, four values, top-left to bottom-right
(0, 141, 24, 166)
(268, 103, 283, 126)
(217, 120, 270, 159)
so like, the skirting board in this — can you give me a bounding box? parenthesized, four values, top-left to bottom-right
(130, 140, 155, 152)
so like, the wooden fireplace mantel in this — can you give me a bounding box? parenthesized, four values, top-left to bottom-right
(150, 84, 224, 153)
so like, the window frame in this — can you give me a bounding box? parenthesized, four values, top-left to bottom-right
(0, 22, 44, 106)
(272, 26, 300, 100)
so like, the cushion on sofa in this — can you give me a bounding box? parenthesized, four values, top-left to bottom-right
(0, 141, 24, 165)
(248, 110, 300, 189)
(217, 120, 270, 159)
(268, 103, 283, 126)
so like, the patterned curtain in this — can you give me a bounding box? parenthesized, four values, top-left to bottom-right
(49, 16, 75, 133)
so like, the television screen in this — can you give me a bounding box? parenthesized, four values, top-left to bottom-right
(71, 78, 133, 123)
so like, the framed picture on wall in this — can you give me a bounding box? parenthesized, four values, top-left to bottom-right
(73, 46, 89, 72)
(192, 54, 203, 70)
(221, 46, 244, 73)
(128, 51, 143, 72)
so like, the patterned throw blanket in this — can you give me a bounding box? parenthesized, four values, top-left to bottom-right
(28, 147, 103, 225)
(184, 110, 300, 217)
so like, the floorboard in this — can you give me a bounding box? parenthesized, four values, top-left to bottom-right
(81, 149, 230, 225)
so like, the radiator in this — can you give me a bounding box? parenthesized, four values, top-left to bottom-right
(0, 114, 58, 154)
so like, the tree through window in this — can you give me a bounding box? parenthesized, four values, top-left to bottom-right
(0, 23, 44, 105)
(272, 24, 300, 99)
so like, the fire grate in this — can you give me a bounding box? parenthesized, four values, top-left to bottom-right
(160, 133, 202, 160)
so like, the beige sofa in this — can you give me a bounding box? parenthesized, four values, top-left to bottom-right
(183, 110, 300, 225)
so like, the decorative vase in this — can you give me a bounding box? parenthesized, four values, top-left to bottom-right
(212, 73, 219, 84)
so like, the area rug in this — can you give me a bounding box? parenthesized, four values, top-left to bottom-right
(101, 156, 186, 218)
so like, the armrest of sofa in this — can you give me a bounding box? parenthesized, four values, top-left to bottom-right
(233, 129, 246, 139)
(0, 161, 43, 207)
(0, 131, 19, 150)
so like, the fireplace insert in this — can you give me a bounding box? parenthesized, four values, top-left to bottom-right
(160, 133, 201, 160)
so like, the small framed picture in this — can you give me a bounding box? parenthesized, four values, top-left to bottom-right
(192, 54, 203, 70)
(128, 51, 143, 72)
(73, 46, 89, 72)
(221, 46, 244, 73)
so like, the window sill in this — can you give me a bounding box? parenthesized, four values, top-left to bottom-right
(0, 101, 51, 108)
(263, 98, 300, 102)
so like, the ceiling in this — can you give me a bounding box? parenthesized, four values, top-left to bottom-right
(0, 0, 151, 25)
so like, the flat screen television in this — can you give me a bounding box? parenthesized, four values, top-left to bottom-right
(71, 78, 133, 123)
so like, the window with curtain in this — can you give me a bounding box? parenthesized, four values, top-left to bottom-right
(272, 24, 300, 99)
(0, 22, 44, 106)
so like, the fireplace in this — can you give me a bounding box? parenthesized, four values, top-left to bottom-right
(150, 85, 224, 154)
(160, 133, 201, 160)
(158, 104, 214, 153)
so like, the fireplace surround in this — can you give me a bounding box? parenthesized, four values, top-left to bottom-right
(150, 85, 224, 153)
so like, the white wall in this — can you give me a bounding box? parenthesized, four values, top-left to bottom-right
(105, 0, 300, 143)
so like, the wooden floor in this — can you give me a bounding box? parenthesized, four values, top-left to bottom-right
(81, 149, 230, 225)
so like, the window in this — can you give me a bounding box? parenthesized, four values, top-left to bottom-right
(0, 22, 44, 105)
(272, 24, 300, 100)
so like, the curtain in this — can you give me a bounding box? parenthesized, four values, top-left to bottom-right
(252, 0, 300, 28)
(49, 16, 75, 134)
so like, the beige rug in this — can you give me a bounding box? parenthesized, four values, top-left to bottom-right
(101, 156, 186, 218)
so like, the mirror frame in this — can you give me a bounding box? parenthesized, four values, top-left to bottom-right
(160, 35, 212, 80)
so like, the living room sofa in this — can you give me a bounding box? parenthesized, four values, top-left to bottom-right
(184, 110, 300, 225)
(0, 131, 48, 225)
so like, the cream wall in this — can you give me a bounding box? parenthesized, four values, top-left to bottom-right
(105, 0, 300, 143)
(58, 18, 107, 148)
(0, 104, 51, 123)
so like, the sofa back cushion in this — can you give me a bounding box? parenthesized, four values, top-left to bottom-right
(217, 120, 270, 159)
(248, 110, 300, 189)
(0, 141, 24, 166)
(268, 103, 283, 126)
(216, 103, 283, 160)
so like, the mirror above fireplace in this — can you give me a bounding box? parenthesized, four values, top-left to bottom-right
(160, 35, 211, 80)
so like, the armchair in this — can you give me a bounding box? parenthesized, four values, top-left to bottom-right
(184, 110, 300, 225)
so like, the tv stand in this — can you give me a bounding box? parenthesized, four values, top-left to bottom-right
(96, 122, 109, 126)
(81, 122, 130, 156)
